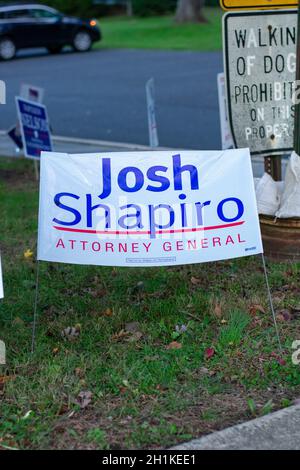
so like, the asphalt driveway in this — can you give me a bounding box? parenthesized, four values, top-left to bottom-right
(0, 48, 222, 149)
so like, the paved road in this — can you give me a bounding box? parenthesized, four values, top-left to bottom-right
(0, 48, 222, 149)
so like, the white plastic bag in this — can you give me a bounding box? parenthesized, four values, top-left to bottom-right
(276, 152, 300, 219)
(255, 172, 281, 216)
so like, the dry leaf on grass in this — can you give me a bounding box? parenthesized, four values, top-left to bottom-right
(125, 322, 140, 333)
(75, 391, 92, 409)
(204, 347, 215, 360)
(112, 330, 131, 342)
(276, 309, 292, 322)
(249, 304, 266, 316)
(166, 341, 182, 350)
(191, 276, 201, 286)
(214, 303, 222, 318)
(23, 249, 34, 260)
(61, 325, 81, 341)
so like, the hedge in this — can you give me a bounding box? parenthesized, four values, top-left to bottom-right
(37, 1, 220, 17)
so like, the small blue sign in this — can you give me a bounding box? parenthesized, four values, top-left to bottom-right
(16, 97, 52, 160)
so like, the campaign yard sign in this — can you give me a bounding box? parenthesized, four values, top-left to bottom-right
(8, 84, 45, 151)
(37, 149, 263, 267)
(223, 10, 297, 156)
(16, 97, 52, 160)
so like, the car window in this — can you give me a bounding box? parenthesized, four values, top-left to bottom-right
(5, 9, 30, 19)
(30, 9, 60, 19)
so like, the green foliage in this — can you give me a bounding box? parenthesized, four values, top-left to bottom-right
(132, 0, 177, 17)
(36, 0, 107, 17)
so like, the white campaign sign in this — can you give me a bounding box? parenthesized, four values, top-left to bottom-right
(38, 150, 263, 267)
(217, 73, 235, 150)
(146, 78, 159, 148)
(0, 254, 4, 299)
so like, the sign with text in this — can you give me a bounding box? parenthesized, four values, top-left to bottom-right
(146, 78, 159, 148)
(16, 97, 52, 160)
(8, 84, 45, 150)
(38, 149, 263, 267)
(218, 73, 235, 150)
(223, 10, 297, 156)
(20, 83, 44, 103)
(220, 0, 298, 10)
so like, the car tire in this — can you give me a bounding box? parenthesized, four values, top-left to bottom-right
(47, 45, 63, 54)
(72, 30, 92, 52)
(0, 37, 16, 60)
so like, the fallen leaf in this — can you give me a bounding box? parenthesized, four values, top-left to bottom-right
(58, 403, 69, 416)
(199, 367, 209, 375)
(52, 347, 59, 356)
(204, 347, 215, 360)
(103, 308, 113, 317)
(24, 249, 34, 260)
(166, 341, 182, 350)
(214, 303, 222, 318)
(61, 325, 81, 341)
(75, 391, 92, 409)
(12, 317, 25, 327)
(191, 276, 201, 286)
(249, 304, 266, 316)
(125, 321, 140, 333)
(290, 306, 300, 318)
(125, 331, 143, 343)
(112, 329, 130, 342)
(75, 368, 85, 378)
(21, 410, 33, 420)
(276, 309, 291, 322)
(0, 375, 16, 391)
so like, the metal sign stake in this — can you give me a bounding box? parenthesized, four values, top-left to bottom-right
(261, 254, 283, 352)
(31, 261, 40, 353)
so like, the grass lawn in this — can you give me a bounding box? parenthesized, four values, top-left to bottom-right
(1, 157, 300, 450)
(96, 8, 222, 52)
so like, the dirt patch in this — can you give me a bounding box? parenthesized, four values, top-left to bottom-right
(49, 386, 300, 450)
(0, 164, 38, 191)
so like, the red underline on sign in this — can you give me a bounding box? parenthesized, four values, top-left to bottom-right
(53, 221, 245, 236)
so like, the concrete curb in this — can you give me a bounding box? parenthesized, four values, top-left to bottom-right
(171, 405, 300, 450)
(0, 129, 170, 151)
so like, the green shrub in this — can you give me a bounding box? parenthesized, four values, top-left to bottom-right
(37, 0, 111, 17)
(132, 0, 177, 17)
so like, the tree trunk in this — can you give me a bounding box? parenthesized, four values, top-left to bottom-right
(175, 0, 207, 24)
(126, 1, 133, 17)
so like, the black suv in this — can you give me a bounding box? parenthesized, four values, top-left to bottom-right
(0, 3, 102, 60)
